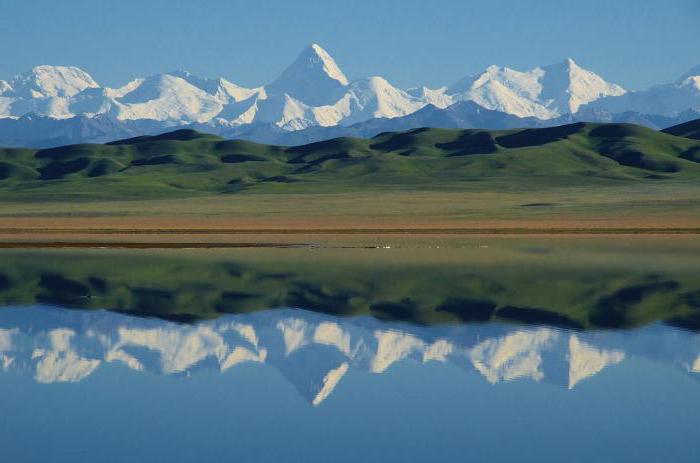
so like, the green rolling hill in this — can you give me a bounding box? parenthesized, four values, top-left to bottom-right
(0, 121, 700, 201)
(662, 118, 700, 141)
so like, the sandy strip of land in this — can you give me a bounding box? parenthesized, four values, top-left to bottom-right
(1, 215, 700, 230)
(1, 227, 699, 236)
(0, 241, 311, 249)
(0, 230, 697, 249)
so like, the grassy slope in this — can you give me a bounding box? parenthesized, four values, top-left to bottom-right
(1, 123, 699, 228)
(662, 118, 700, 141)
(0, 123, 699, 200)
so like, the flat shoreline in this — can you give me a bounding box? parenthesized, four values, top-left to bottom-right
(0, 241, 311, 249)
(1, 227, 699, 235)
(0, 227, 698, 249)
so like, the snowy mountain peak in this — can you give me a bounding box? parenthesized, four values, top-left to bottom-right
(406, 86, 452, 109)
(0, 80, 11, 95)
(168, 70, 262, 103)
(679, 64, 700, 82)
(107, 73, 223, 123)
(266, 44, 349, 106)
(449, 65, 549, 118)
(9, 65, 99, 98)
(336, 76, 427, 125)
(540, 58, 626, 113)
(304, 44, 349, 86)
(0, 50, 693, 134)
(586, 63, 700, 117)
(167, 69, 215, 90)
(449, 59, 625, 118)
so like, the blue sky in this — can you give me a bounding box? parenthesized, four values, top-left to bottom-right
(1, 0, 698, 90)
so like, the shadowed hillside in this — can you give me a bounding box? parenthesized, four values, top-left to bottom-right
(0, 122, 699, 200)
(663, 118, 700, 140)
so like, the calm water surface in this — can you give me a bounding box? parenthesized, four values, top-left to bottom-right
(0, 239, 699, 462)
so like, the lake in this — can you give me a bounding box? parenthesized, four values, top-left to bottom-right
(1, 237, 699, 462)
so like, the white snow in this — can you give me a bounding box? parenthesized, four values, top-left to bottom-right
(220, 346, 267, 371)
(470, 329, 558, 383)
(0, 47, 692, 129)
(543, 58, 626, 113)
(585, 64, 700, 116)
(338, 76, 428, 125)
(108, 74, 223, 123)
(449, 59, 625, 119)
(312, 362, 349, 406)
(567, 335, 624, 389)
(407, 86, 453, 109)
(277, 318, 310, 356)
(0, 80, 11, 95)
(9, 65, 99, 98)
(265, 43, 349, 106)
(371, 330, 424, 373)
(169, 70, 263, 104)
(0, 328, 16, 352)
(34, 351, 101, 383)
(423, 339, 453, 362)
(308, 43, 349, 86)
(3, 307, 699, 404)
(313, 322, 352, 356)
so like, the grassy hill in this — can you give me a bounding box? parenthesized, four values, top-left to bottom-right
(662, 118, 700, 141)
(0, 122, 699, 201)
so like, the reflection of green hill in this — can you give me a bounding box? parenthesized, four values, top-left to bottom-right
(0, 239, 699, 330)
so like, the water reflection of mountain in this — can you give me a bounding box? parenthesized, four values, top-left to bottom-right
(0, 243, 699, 331)
(2, 306, 699, 405)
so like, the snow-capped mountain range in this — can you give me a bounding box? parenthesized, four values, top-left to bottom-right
(2, 306, 699, 405)
(0, 44, 699, 147)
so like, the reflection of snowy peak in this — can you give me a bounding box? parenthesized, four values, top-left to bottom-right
(471, 328, 558, 383)
(2, 307, 700, 405)
(567, 335, 624, 389)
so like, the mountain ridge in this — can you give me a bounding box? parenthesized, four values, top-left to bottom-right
(1, 120, 699, 201)
(0, 45, 697, 148)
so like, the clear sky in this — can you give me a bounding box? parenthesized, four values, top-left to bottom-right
(1, 0, 698, 91)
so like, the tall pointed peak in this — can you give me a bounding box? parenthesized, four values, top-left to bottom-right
(540, 58, 626, 113)
(266, 43, 348, 106)
(294, 43, 348, 86)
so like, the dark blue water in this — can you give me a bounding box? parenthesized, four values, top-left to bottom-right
(1, 306, 699, 462)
